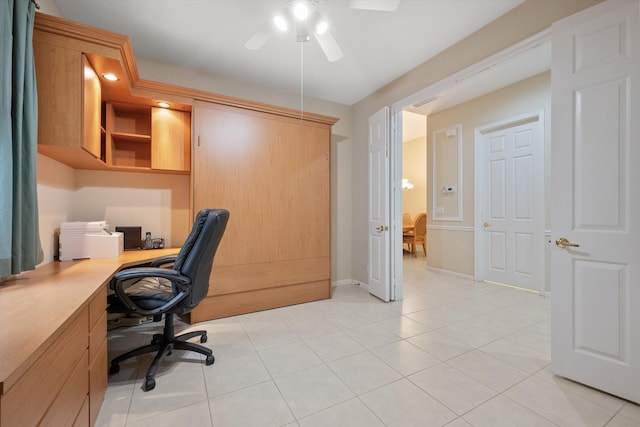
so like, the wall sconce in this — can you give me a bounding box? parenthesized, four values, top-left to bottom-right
(402, 179, 414, 191)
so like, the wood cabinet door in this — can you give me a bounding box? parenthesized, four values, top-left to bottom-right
(193, 102, 331, 312)
(151, 107, 191, 171)
(34, 41, 81, 149)
(81, 55, 102, 159)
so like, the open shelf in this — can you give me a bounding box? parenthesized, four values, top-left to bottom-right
(105, 102, 152, 169)
(110, 136, 151, 168)
(110, 132, 151, 143)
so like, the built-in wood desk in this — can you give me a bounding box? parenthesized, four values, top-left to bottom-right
(0, 248, 179, 427)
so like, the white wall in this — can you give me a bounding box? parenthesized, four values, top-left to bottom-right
(35, 0, 61, 17)
(37, 154, 74, 263)
(36, 154, 191, 263)
(71, 170, 191, 247)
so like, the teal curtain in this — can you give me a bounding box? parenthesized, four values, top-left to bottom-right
(1, 0, 43, 278)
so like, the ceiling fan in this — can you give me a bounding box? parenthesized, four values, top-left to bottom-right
(245, 0, 400, 62)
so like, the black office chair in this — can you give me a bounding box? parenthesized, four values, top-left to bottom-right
(107, 208, 229, 391)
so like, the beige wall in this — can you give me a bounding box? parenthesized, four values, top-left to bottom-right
(426, 71, 550, 276)
(350, 0, 602, 284)
(402, 136, 427, 219)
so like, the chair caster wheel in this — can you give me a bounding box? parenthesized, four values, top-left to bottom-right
(109, 364, 120, 375)
(205, 354, 215, 365)
(143, 378, 156, 391)
(200, 334, 208, 343)
(151, 334, 163, 345)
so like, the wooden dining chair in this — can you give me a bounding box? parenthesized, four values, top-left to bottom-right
(403, 212, 427, 255)
(402, 213, 413, 227)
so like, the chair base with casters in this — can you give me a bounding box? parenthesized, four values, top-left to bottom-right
(108, 313, 214, 391)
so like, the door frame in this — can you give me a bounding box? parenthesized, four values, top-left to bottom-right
(389, 29, 550, 299)
(473, 110, 545, 293)
(390, 110, 403, 300)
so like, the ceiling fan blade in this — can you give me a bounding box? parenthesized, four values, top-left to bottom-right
(313, 30, 344, 62)
(245, 19, 275, 50)
(348, 0, 400, 12)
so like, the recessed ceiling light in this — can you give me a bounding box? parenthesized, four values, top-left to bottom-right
(157, 102, 170, 108)
(101, 73, 119, 81)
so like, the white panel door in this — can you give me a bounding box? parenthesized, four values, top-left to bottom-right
(479, 117, 543, 292)
(368, 107, 390, 302)
(551, 0, 640, 403)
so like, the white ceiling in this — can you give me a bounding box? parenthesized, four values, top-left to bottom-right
(53, 0, 527, 106)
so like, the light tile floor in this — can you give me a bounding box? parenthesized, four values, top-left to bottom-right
(96, 255, 640, 427)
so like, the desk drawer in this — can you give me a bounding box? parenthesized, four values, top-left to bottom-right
(89, 338, 108, 426)
(1, 308, 88, 427)
(89, 309, 107, 364)
(73, 396, 90, 427)
(89, 286, 107, 329)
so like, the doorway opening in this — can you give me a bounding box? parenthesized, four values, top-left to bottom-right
(390, 29, 550, 300)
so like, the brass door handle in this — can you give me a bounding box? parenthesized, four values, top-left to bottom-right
(375, 225, 388, 232)
(556, 237, 579, 248)
(483, 222, 490, 228)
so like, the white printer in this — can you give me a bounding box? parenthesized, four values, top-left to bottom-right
(59, 221, 124, 261)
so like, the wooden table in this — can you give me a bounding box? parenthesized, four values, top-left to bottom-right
(0, 248, 179, 427)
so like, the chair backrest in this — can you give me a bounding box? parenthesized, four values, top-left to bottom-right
(414, 213, 427, 236)
(172, 208, 229, 309)
(402, 213, 413, 226)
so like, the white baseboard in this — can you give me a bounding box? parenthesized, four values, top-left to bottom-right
(332, 279, 370, 292)
(426, 266, 475, 281)
(332, 279, 357, 286)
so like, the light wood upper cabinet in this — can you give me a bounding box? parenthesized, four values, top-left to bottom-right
(103, 103, 191, 173)
(34, 42, 103, 168)
(151, 107, 191, 172)
(33, 14, 192, 174)
(34, 41, 80, 148)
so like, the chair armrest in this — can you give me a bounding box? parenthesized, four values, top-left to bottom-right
(110, 267, 191, 316)
(150, 255, 178, 268)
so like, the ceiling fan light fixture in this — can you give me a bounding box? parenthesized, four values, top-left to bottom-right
(273, 14, 288, 31)
(293, 2, 309, 20)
